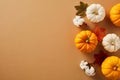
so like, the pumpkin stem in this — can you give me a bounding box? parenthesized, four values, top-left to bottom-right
(92, 11, 98, 15)
(113, 66, 118, 71)
(86, 35, 90, 43)
(86, 39, 89, 43)
(111, 41, 115, 45)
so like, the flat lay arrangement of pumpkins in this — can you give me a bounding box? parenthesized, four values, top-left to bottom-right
(73, 1, 120, 80)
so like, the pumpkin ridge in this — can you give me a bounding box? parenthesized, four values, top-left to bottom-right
(76, 33, 83, 40)
(114, 57, 119, 65)
(111, 15, 120, 23)
(75, 38, 84, 43)
(101, 62, 113, 69)
(86, 44, 92, 52)
(109, 56, 119, 66)
(110, 9, 120, 14)
(89, 39, 98, 45)
(87, 44, 95, 51)
(85, 30, 92, 43)
(114, 18, 120, 24)
(79, 44, 88, 52)
(75, 43, 85, 49)
(102, 66, 120, 71)
(105, 71, 115, 79)
(102, 69, 113, 76)
(89, 33, 97, 41)
(114, 59, 120, 71)
(79, 31, 88, 41)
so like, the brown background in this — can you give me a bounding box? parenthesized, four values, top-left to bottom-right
(0, 0, 120, 80)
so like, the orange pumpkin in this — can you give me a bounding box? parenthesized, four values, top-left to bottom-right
(74, 30, 98, 53)
(110, 4, 120, 27)
(101, 56, 120, 80)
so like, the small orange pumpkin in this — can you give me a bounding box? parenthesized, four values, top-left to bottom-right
(101, 56, 120, 80)
(74, 30, 98, 53)
(110, 4, 120, 27)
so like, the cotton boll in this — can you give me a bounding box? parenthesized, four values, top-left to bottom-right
(85, 66, 96, 76)
(73, 16, 84, 27)
(80, 60, 89, 70)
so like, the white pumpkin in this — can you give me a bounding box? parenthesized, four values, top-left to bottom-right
(86, 4, 105, 23)
(102, 34, 120, 52)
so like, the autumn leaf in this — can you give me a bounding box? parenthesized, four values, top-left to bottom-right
(74, 1, 88, 17)
(93, 26, 106, 42)
(94, 50, 108, 65)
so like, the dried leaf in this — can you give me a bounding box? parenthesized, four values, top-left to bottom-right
(93, 26, 106, 42)
(74, 1, 88, 17)
(94, 51, 108, 65)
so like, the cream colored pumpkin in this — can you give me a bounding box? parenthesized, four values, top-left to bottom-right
(102, 33, 120, 52)
(86, 4, 105, 23)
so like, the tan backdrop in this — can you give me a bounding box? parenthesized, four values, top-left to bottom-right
(0, 0, 120, 80)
